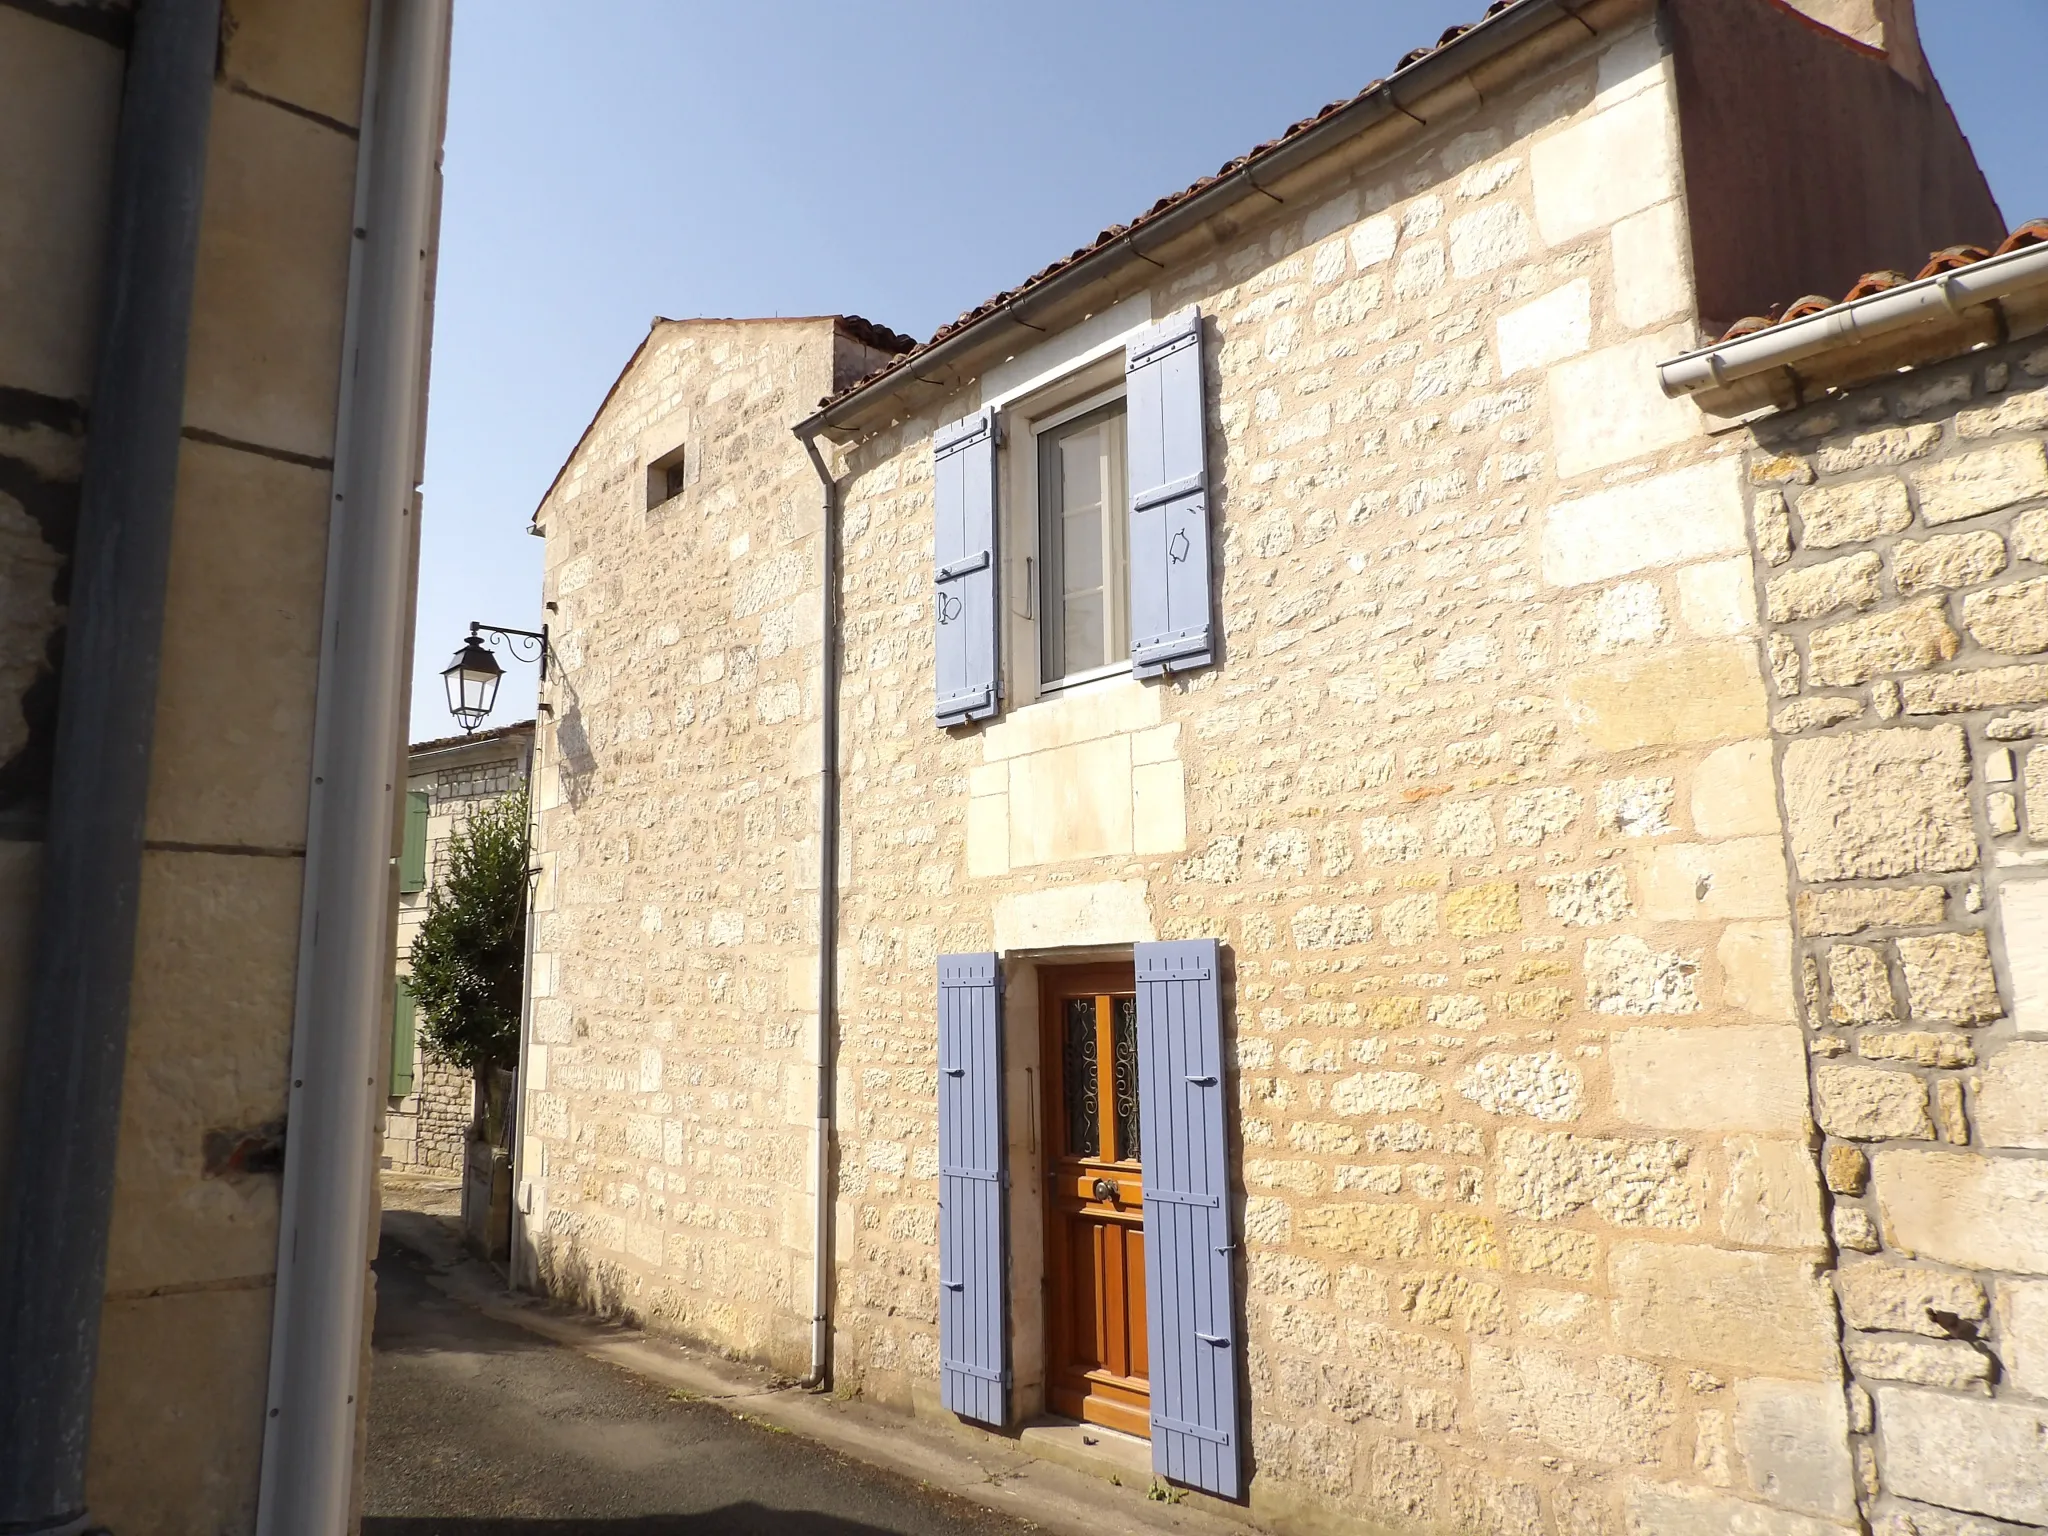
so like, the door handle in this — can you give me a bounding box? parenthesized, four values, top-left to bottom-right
(1091, 1177, 1118, 1203)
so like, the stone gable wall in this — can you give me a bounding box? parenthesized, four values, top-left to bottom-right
(527, 319, 846, 1370)
(1745, 338, 2048, 1535)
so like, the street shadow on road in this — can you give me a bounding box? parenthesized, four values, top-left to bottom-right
(365, 1509, 924, 1534)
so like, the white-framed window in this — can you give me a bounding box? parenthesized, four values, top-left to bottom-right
(1034, 391, 1129, 692)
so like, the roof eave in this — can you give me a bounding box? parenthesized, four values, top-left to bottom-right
(797, 0, 1646, 445)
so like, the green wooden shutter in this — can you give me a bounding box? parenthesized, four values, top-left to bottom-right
(391, 978, 417, 1098)
(400, 790, 430, 892)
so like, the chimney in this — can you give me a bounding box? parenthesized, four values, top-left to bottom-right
(1778, 0, 1927, 85)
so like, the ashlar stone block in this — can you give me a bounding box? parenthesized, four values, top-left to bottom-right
(1637, 837, 1789, 921)
(1567, 644, 1768, 752)
(1497, 277, 1590, 378)
(1974, 1040, 2048, 1148)
(1610, 1025, 1809, 1134)
(1845, 1333, 1992, 1392)
(2005, 878, 2048, 1036)
(1721, 1135, 1825, 1250)
(1780, 726, 1977, 881)
(1532, 85, 1677, 245)
(1611, 1242, 1841, 1377)
(1623, 1480, 1854, 1536)
(1796, 885, 1945, 937)
(1877, 1386, 2048, 1526)
(1733, 1376, 1857, 1521)
(1549, 332, 1703, 478)
(1874, 1148, 2048, 1272)
(1543, 460, 1746, 587)
(1470, 1344, 1673, 1465)
(1998, 1279, 2048, 1399)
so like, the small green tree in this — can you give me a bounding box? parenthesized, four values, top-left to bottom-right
(408, 788, 529, 1074)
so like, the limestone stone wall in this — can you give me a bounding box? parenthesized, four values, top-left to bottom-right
(0, 1, 391, 1528)
(387, 732, 531, 1176)
(811, 20, 1849, 1534)
(527, 318, 899, 1371)
(1746, 338, 2048, 1534)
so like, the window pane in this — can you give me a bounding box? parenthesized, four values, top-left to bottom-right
(1111, 994, 1140, 1162)
(1038, 401, 1129, 685)
(1062, 997, 1099, 1158)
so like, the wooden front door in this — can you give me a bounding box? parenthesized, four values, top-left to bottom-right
(1041, 964, 1149, 1437)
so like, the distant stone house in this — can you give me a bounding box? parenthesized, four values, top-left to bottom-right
(519, 1, 2047, 1531)
(384, 721, 534, 1177)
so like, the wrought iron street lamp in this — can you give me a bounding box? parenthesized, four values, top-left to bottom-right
(442, 621, 548, 731)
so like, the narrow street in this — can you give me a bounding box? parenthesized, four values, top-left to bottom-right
(363, 1221, 1038, 1535)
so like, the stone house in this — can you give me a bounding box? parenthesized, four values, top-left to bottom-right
(386, 720, 535, 1177)
(0, 1, 449, 1530)
(521, 1, 2040, 1531)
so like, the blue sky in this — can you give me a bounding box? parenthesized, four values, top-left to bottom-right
(409, 0, 2048, 740)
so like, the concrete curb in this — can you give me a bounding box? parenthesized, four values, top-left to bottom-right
(377, 1209, 1256, 1536)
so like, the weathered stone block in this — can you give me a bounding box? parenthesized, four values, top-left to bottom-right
(1610, 1026, 1808, 1134)
(1495, 1127, 1698, 1229)
(1623, 1480, 1852, 1536)
(1827, 945, 1897, 1024)
(1445, 880, 1521, 936)
(1611, 1243, 1840, 1377)
(1834, 1205, 1880, 1252)
(1297, 1203, 1422, 1259)
(1568, 645, 1769, 751)
(1796, 477, 1912, 548)
(1814, 1064, 1934, 1142)
(1957, 388, 2048, 438)
(1902, 662, 2048, 714)
(1807, 598, 1960, 687)
(1914, 440, 2048, 525)
(1877, 1386, 2048, 1525)
(1733, 1376, 1857, 1521)
(1587, 936, 1701, 1018)
(1456, 1051, 1582, 1123)
(1797, 886, 1944, 937)
(1773, 698, 1864, 733)
(1471, 1344, 1673, 1464)
(1721, 1136, 1825, 1250)
(1823, 1144, 1868, 1195)
(1780, 726, 1977, 881)
(1974, 1040, 2048, 1148)
(1544, 460, 1747, 587)
(1767, 554, 1882, 623)
(1637, 837, 1789, 921)
(1846, 1333, 1992, 1391)
(1858, 1031, 1975, 1068)
(1892, 531, 2007, 595)
(1007, 735, 1133, 865)
(991, 879, 1154, 950)
(1835, 1261, 1986, 1337)
(1895, 930, 2001, 1024)
(2015, 507, 2048, 564)
(1756, 490, 1795, 566)
(1962, 576, 2048, 655)
(1874, 1149, 2048, 1272)
(1817, 424, 1943, 475)
(1753, 454, 1816, 488)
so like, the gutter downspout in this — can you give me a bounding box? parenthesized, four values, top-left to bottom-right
(1658, 241, 2048, 401)
(798, 428, 841, 1389)
(254, 2, 451, 1530)
(0, 3, 220, 1528)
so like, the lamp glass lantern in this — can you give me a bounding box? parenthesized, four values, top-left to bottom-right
(442, 634, 503, 731)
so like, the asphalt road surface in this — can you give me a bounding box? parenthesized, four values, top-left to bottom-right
(364, 1227, 1038, 1536)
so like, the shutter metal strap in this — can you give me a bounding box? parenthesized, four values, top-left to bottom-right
(945, 1362, 1010, 1384)
(1144, 1188, 1220, 1208)
(935, 549, 991, 582)
(1132, 474, 1205, 511)
(941, 1166, 1000, 1181)
(1154, 1413, 1232, 1446)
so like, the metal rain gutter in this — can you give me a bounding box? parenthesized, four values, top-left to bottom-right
(1659, 241, 2048, 401)
(255, 1, 451, 1528)
(797, 0, 1600, 440)
(797, 428, 842, 1389)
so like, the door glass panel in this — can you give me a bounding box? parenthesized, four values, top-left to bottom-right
(1111, 995, 1140, 1162)
(1062, 997, 1099, 1158)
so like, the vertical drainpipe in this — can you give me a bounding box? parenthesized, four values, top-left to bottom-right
(254, 2, 452, 1530)
(0, 2, 221, 1528)
(799, 428, 841, 1388)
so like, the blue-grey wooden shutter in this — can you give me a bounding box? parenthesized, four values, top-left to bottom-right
(1126, 308, 1214, 678)
(936, 951, 1008, 1424)
(932, 409, 999, 726)
(1136, 937, 1242, 1498)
